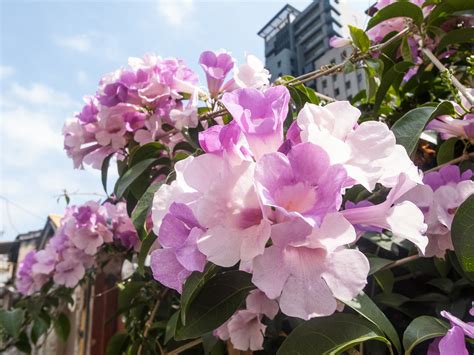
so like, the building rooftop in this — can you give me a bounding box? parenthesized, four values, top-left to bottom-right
(257, 4, 301, 40)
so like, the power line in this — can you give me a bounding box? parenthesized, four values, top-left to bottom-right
(0, 195, 44, 220)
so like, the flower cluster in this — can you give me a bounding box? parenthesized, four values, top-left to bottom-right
(63, 51, 270, 170)
(149, 84, 430, 348)
(63, 55, 200, 169)
(16, 201, 137, 295)
(400, 165, 474, 257)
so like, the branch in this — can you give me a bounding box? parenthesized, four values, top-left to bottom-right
(167, 339, 203, 355)
(138, 289, 168, 355)
(380, 254, 419, 271)
(422, 48, 474, 106)
(424, 152, 474, 174)
(286, 27, 411, 86)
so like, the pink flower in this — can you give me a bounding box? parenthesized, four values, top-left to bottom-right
(221, 86, 290, 160)
(227, 54, 270, 90)
(399, 165, 474, 257)
(343, 174, 429, 254)
(428, 303, 474, 355)
(150, 203, 206, 293)
(16, 251, 49, 296)
(329, 36, 351, 48)
(214, 290, 279, 351)
(252, 213, 369, 320)
(255, 142, 347, 226)
(53, 259, 86, 288)
(199, 50, 235, 97)
(296, 102, 421, 190)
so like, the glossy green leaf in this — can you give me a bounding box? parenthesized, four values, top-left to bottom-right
(277, 313, 392, 355)
(0, 308, 25, 338)
(374, 61, 413, 112)
(106, 332, 129, 355)
(374, 269, 394, 294)
(436, 138, 458, 165)
(180, 263, 220, 324)
(164, 311, 179, 344)
(437, 28, 474, 52)
(349, 25, 370, 53)
(101, 154, 113, 194)
(131, 182, 162, 234)
(137, 232, 156, 275)
(31, 315, 50, 344)
(343, 292, 401, 354)
(114, 158, 158, 199)
(367, 2, 424, 30)
(176, 270, 254, 339)
(53, 313, 70, 342)
(392, 107, 436, 156)
(451, 194, 474, 281)
(368, 256, 393, 275)
(118, 281, 146, 310)
(403, 316, 449, 354)
(428, 0, 474, 25)
(129, 142, 166, 166)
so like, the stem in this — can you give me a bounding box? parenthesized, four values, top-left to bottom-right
(422, 48, 474, 106)
(286, 27, 411, 86)
(424, 152, 474, 174)
(138, 289, 168, 355)
(380, 254, 419, 271)
(167, 338, 203, 354)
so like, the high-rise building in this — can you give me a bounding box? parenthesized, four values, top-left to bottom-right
(258, 0, 343, 84)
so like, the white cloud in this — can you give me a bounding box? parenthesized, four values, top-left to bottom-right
(53, 34, 92, 53)
(157, 0, 194, 26)
(10, 82, 76, 107)
(339, 0, 370, 36)
(0, 65, 14, 80)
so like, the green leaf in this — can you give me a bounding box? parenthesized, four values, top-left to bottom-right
(277, 313, 392, 355)
(349, 25, 370, 53)
(15, 331, 32, 353)
(129, 142, 165, 166)
(114, 158, 158, 199)
(436, 138, 458, 165)
(176, 270, 254, 340)
(31, 315, 50, 344)
(106, 332, 129, 355)
(101, 154, 114, 194)
(368, 256, 393, 275)
(118, 281, 146, 310)
(0, 308, 25, 338)
(137, 232, 156, 275)
(401, 37, 413, 62)
(164, 311, 179, 344)
(53, 313, 71, 342)
(402, 316, 449, 354)
(437, 28, 474, 52)
(374, 269, 394, 294)
(374, 61, 413, 112)
(131, 182, 162, 234)
(451, 194, 474, 281)
(374, 293, 410, 309)
(391, 106, 436, 156)
(180, 263, 220, 324)
(343, 292, 401, 355)
(428, 0, 474, 25)
(367, 2, 424, 30)
(427, 278, 454, 294)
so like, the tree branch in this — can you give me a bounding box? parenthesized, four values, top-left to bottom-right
(424, 152, 474, 174)
(167, 338, 203, 355)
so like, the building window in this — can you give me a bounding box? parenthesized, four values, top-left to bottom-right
(322, 79, 327, 89)
(332, 75, 337, 82)
(277, 60, 281, 68)
(340, 50, 347, 60)
(345, 81, 351, 89)
(348, 95, 353, 101)
(357, 72, 363, 83)
(278, 73, 283, 77)
(330, 58, 336, 65)
(335, 88, 340, 96)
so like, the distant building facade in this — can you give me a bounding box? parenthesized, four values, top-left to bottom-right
(313, 45, 366, 101)
(258, 0, 342, 83)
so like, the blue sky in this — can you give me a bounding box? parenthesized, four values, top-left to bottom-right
(0, 0, 369, 240)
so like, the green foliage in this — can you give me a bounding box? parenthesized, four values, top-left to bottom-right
(277, 313, 393, 355)
(176, 270, 254, 339)
(114, 158, 159, 199)
(451, 195, 474, 281)
(0, 308, 25, 338)
(367, 2, 424, 30)
(53, 312, 70, 342)
(131, 182, 162, 236)
(402, 316, 449, 354)
(137, 232, 156, 275)
(348, 25, 370, 53)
